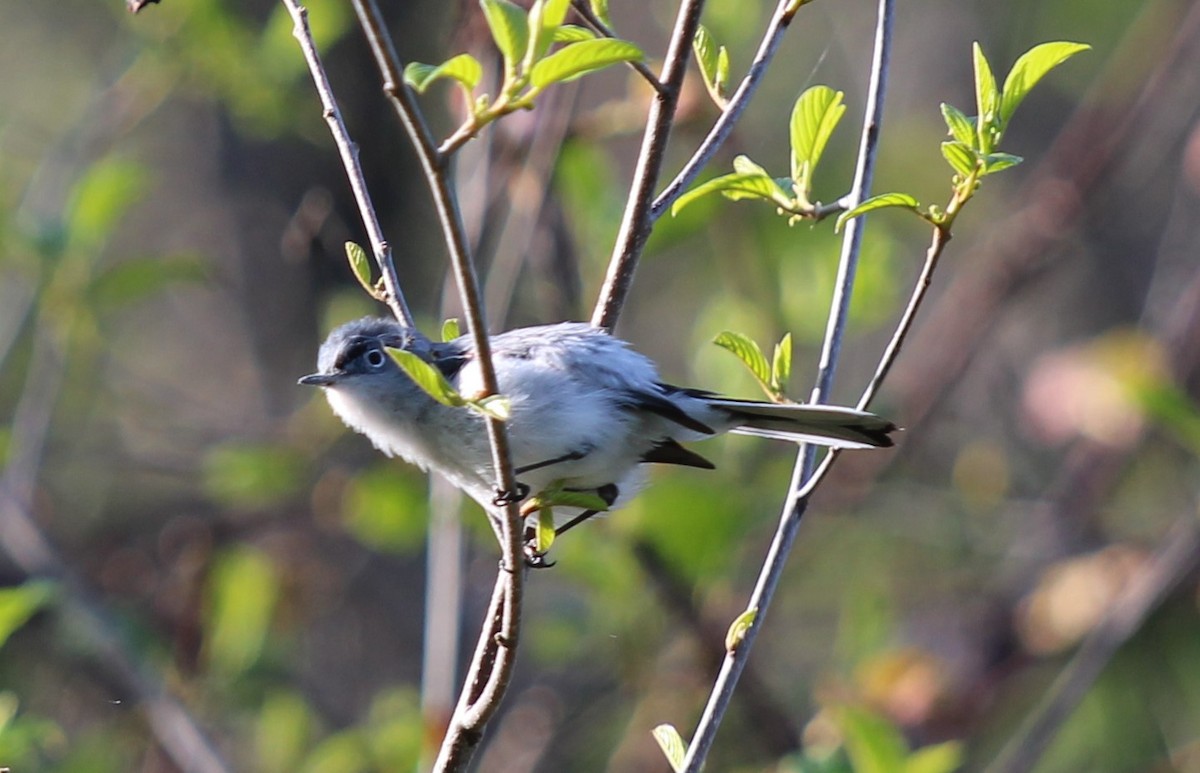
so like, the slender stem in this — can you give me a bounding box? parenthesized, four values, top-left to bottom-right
(341, 1, 527, 768)
(680, 0, 894, 767)
(650, 0, 803, 221)
(857, 226, 948, 410)
(590, 0, 707, 332)
(282, 2, 414, 326)
(809, 0, 893, 407)
(571, 0, 668, 94)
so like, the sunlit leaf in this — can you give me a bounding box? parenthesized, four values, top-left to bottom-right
(470, 394, 512, 421)
(480, 0, 529, 73)
(344, 241, 375, 296)
(790, 86, 846, 191)
(403, 53, 483, 94)
(441, 317, 461, 342)
(529, 38, 644, 88)
(535, 508, 556, 553)
(652, 724, 688, 772)
(725, 607, 757, 652)
(940, 141, 978, 177)
(0, 581, 55, 651)
(713, 331, 772, 393)
(836, 192, 921, 231)
(589, 0, 612, 27)
(836, 705, 909, 773)
(66, 159, 148, 250)
(1000, 42, 1090, 127)
(671, 171, 791, 216)
(772, 332, 792, 395)
(972, 42, 999, 151)
(203, 444, 306, 510)
(537, 487, 611, 511)
(939, 103, 976, 148)
(387, 348, 466, 408)
(553, 24, 597, 42)
(983, 151, 1023, 174)
(256, 691, 315, 773)
(692, 25, 728, 105)
(204, 547, 279, 676)
(526, 0, 573, 65)
(89, 255, 208, 309)
(905, 741, 965, 773)
(342, 465, 429, 553)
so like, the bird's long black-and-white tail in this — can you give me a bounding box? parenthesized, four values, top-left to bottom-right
(708, 398, 896, 449)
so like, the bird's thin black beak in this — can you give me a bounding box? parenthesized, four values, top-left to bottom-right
(298, 373, 338, 387)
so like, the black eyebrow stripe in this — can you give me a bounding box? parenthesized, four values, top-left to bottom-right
(335, 337, 372, 370)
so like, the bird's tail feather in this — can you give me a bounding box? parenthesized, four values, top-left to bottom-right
(707, 398, 896, 449)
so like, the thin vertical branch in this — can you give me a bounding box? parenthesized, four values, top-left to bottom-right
(281, 3, 413, 327)
(650, 0, 806, 220)
(590, 0, 706, 332)
(331, 1, 529, 769)
(680, 0, 895, 767)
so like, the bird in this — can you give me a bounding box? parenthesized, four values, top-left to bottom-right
(300, 317, 895, 550)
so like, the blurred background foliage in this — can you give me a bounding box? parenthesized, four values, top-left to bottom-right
(1, 0, 1199, 771)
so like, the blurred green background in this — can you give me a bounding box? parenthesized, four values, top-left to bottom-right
(2, 0, 1199, 771)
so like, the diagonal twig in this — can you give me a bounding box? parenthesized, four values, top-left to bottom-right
(680, 0, 896, 767)
(280, 3, 414, 327)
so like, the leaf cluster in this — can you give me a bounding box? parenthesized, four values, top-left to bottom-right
(838, 41, 1089, 231)
(713, 330, 793, 403)
(404, 0, 644, 151)
(673, 85, 847, 223)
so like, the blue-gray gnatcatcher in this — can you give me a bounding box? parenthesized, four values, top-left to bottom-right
(300, 318, 894, 537)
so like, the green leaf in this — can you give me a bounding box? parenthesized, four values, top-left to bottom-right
(344, 241, 375, 296)
(387, 348, 466, 408)
(693, 25, 729, 105)
(790, 86, 846, 192)
(725, 607, 757, 653)
(526, 0, 572, 66)
(651, 724, 688, 772)
(66, 159, 148, 250)
(982, 151, 1023, 174)
(836, 192, 921, 231)
(537, 487, 611, 511)
(940, 141, 978, 177)
(589, 0, 612, 27)
(480, 0, 529, 74)
(204, 547, 280, 676)
(203, 444, 306, 510)
(939, 103, 976, 148)
(441, 318, 461, 342)
(772, 332, 792, 395)
(470, 394, 512, 421)
(837, 705, 909, 773)
(1000, 42, 1090, 128)
(529, 38, 644, 89)
(904, 741, 965, 773)
(671, 171, 792, 216)
(403, 53, 483, 94)
(713, 331, 772, 393)
(535, 508, 556, 553)
(0, 581, 55, 651)
(89, 254, 208, 309)
(553, 24, 597, 42)
(972, 42, 999, 151)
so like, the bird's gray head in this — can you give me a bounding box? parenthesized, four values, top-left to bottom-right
(298, 317, 437, 391)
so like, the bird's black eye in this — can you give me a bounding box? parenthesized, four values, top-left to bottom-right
(365, 348, 387, 368)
